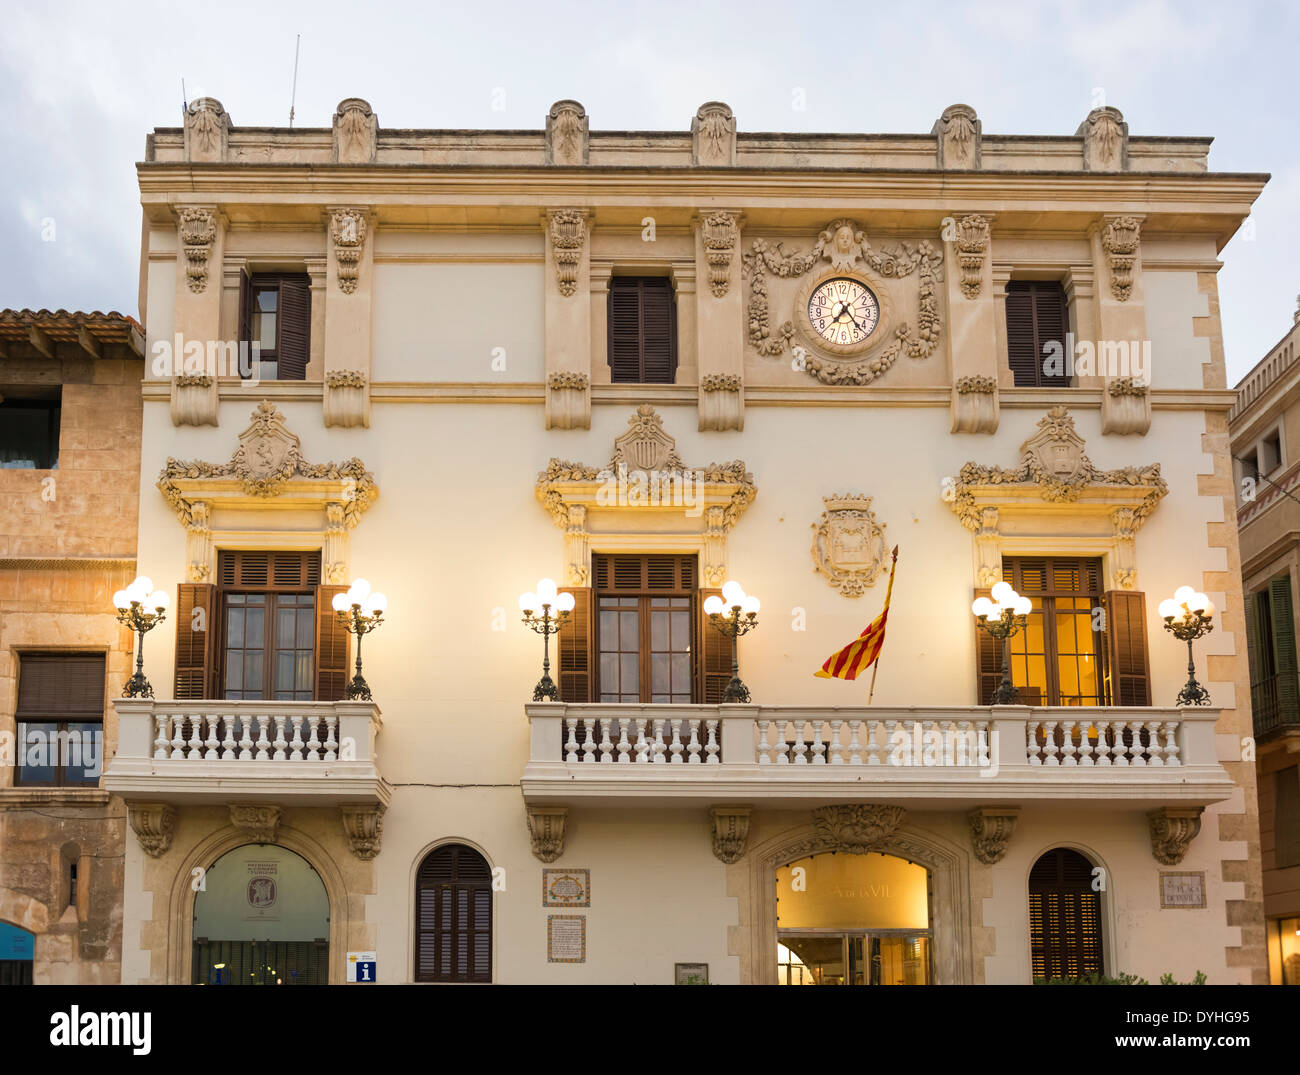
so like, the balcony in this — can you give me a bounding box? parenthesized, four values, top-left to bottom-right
(521, 704, 1234, 809)
(104, 699, 390, 808)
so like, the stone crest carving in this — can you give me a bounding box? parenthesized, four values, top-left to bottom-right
(1148, 807, 1203, 866)
(184, 97, 229, 162)
(548, 209, 588, 297)
(340, 804, 385, 860)
(1100, 216, 1141, 301)
(692, 102, 736, 166)
(330, 208, 368, 294)
(527, 805, 568, 862)
(127, 802, 176, 858)
(969, 807, 1019, 865)
(1078, 106, 1128, 172)
(333, 98, 377, 164)
(953, 215, 990, 299)
(811, 494, 889, 597)
(701, 211, 739, 297)
(742, 217, 944, 385)
(710, 805, 752, 864)
(811, 804, 907, 853)
(177, 207, 218, 294)
(933, 103, 981, 169)
(611, 404, 686, 472)
(546, 100, 588, 165)
(229, 803, 281, 844)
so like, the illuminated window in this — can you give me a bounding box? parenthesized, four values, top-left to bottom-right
(1002, 557, 1105, 707)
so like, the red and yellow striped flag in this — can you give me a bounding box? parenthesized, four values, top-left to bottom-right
(815, 546, 899, 681)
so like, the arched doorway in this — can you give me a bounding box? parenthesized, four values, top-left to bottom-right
(191, 844, 330, 985)
(776, 852, 932, 985)
(1029, 847, 1104, 981)
(0, 922, 34, 985)
(414, 844, 492, 983)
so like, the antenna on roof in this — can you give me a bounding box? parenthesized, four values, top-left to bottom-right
(288, 35, 301, 128)
(181, 78, 188, 120)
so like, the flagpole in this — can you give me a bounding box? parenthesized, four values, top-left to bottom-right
(866, 546, 899, 705)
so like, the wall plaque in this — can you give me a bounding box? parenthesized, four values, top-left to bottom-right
(1159, 871, 1206, 909)
(543, 868, 590, 907)
(547, 914, 587, 963)
(675, 962, 709, 985)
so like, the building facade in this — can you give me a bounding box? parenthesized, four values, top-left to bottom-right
(100, 97, 1268, 985)
(0, 308, 144, 983)
(1230, 301, 1300, 985)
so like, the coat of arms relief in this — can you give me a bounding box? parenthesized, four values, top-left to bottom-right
(811, 494, 890, 597)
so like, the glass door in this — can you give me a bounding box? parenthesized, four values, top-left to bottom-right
(778, 930, 932, 985)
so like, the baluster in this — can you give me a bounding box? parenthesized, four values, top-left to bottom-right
(599, 718, 614, 764)
(1026, 722, 1042, 766)
(170, 714, 187, 759)
(219, 715, 237, 760)
(306, 717, 322, 761)
(792, 721, 808, 765)
(668, 719, 685, 764)
(1060, 720, 1078, 766)
(564, 718, 579, 762)
(202, 714, 221, 760)
(955, 720, 972, 767)
(616, 718, 632, 764)
(254, 716, 272, 761)
(1111, 720, 1130, 767)
(288, 717, 305, 762)
(634, 720, 650, 764)
(323, 716, 338, 761)
(1077, 721, 1095, 767)
(686, 720, 702, 764)
(828, 720, 844, 765)
(976, 721, 991, 768)
(1042, 721, 1059, 766)
(1093, 720, 1111, 766)
(271, 716, 288, 761)
(775, 720, 789, 765)
(854, 721, 869, 766)
(810, 721, 826, 765)
(153, 714, 170, 759)
(1162, 721, 1181, 766)
(651, 719, 668, 764)
(582, 719, 599, 763)
(187, 714, 205, 759)
(1144, 720, 1164, 767)
(756, 720, 772, 765)
(704, 720, 720, 765)
(238, 716, 254, 760)
(884, 720, 899, 766)
(1129, 721, 1148, 767)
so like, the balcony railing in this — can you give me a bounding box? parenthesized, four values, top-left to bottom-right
(1251, 674, 1300, 738)
(104, 699, 389, 807)
(522, 704, 1234, 808)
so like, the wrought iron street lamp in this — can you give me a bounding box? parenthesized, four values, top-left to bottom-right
(332, 579, 387, 701)
(519, 578, 575, 701)
(1159, 586, 1215, 706)
(972, 581, 1032, 705)
(704, 580, 760, 703)
(113, 576, 170, 698)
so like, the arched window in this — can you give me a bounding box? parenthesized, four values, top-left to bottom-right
(415, 844, 492, 983)
(1029, 847, 1104, 981)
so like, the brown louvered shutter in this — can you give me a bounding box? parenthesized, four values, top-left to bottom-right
(1268, 574, 1300, 725)
(973, 587, 1002, 705)
(1006, 281, 1070, 388)
(17, 654, 106, 719)
(1102, 590, 1151, 706)
(557, 587, 593, 703)
(1029, 848, 1104, 981)
(607, 277, 677, 384)
(415, 844, 492, 983)
(697, 588, 733, 704)
(277, 275, 310, 381)
(174, 584, 216, 699)
(314, 585, 349, 701)
(237, 268, 253, 350)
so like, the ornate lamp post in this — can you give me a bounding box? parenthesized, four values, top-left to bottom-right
(972, 581, 1032, 705)
(703, 580, 760, 703)
(113, 576, 170, 698)
(1159, 586, 1215, 706)
(519, 578, 575, 701)
(331, 579, 387, 701)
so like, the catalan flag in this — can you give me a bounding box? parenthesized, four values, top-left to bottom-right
(815, 546, 899, 682)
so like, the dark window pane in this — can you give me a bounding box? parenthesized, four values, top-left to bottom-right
(17, 722, 57, 785)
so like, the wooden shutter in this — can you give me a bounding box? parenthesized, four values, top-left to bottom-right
(1005, 284, 1038, 388)
(1276, 767, 1300, 869)
(1034, 283, 1070, 388)
(1005, 281, 1070, 388)
(174, 584, 216, 699)
(1029, 848, 1104, 980)
(415, 844, 492, 983)
(277, 275, 311, 381)
(1102, 590, 1151, 706)
(314, 585, 350, 701)
(697, 587, 733, 704)
(1268, 574, 1300, 725)
(237, 268, 253, 349)
(607, 277, 677, 384)
(17, 654, 106, 719)
(1244, 590, 1264, 688)
(972, 587, 1003, 705)
(557, 587, 593, 703)
(608, 280, 642, 383)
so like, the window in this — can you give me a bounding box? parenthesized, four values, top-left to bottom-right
(1276, 768, 1300, 870)
(239, 272, 310, 381)
(14, 653, 105, 787)
(595, 554, 696, 703)
(415, 844, 492, 983)
(1262, 430, 1284, 475)
(1029, 848, 1104, 981)
(0, 390, 60, 469)
(217, 551, 321, 700)
(1006, 281, 1071, 388)
(1247, 575, 1300, 736)
(607, 276, 677, 383)
(1001, 558, 1106, 706)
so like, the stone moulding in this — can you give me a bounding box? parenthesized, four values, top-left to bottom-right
(177, 207, 218, 294)
(333, 98, 377, 164)
(945, 406, 1167, 590)
(811, 494, 889, 598)
(968, 807, 1020, 865)
(1078, 106, 1128, 172)
(329, 208, 368, 294)
(701, 211, 739, 297)
(546, 372, 590, 431)
(183, 98, 229, 162)
(955, 375, 997, 394)
(1101, 216, 1141, 301)
(1148, 806, 1203, 865)
(933, 103, 981, 169)
(742, 217, 944, 386)
(711, 805, 752, 864)
(692, 101, 737, 166)
(527, 805, 568, 862)
(700, 373, 742, 392)
(548, 209, 588, 297)
(536, 405, 756, 587)
(128, 802, 177, 858)
(954, 215, 990, 299)
(340, 803, 386, 860)
(548, 371, 590, 390)
(952, 375, 999, 435)
(326, 370, 367, 389)
(324, 369, 369, 428)
(546, 100, 589, 166)
(229, 803, 281, 844)
(698, 373, 744, 432)
(810, 804, 907, 853)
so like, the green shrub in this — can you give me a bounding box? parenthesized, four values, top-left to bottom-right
(1033, 969, 1206, 985)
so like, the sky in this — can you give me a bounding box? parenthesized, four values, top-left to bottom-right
(1, 0, 1295, 384)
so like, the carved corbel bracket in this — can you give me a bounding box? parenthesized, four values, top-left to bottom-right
(953, 215, 991, 299)
(185, 500, 213, 582)
(1111, 507, 1138, 589)
(811, 804, 907, 853)
(1077, 106, 1129, 172)
(340, 803, 386, 860)
(1100, 216, 1142, 302)
(333, 98, 378, 164)
(184, 98, 229, 163)
(969, 806, 1020, 865)
(177, 207, 219, 295)
(324, 369, 370, 429)
(1101, 375, 1151, 436)
(546, 371, 591, 431)
(1148, 806, 1203, 865)
(547, 209, 589, 297)
(711, 805, 752, 864)
(229, 803, 282, 844)
(329, 208, 369, 295)
(692, 102, 737, 166)
(933, 103, 981, 169)
(973, 505, 1001, 587)
(951, 374, 999, 435)
(527, 805, 568, 862)
(128, 802, 177, 858)
(701, 211, 740, 298)
(546, 100, 588, 165)
(698, 373, 743, 432)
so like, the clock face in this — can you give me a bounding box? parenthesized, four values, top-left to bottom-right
(807, 277, 880, 348)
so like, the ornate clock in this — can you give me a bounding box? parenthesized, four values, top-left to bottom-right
(804, 276, 881, 353)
